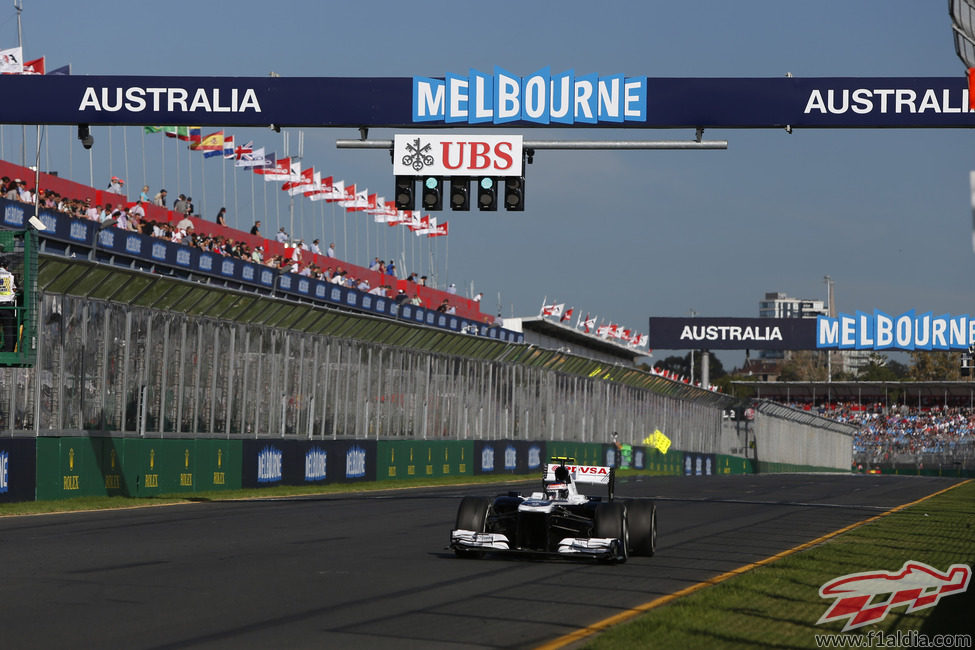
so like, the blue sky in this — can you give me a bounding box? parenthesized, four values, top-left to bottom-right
(2, 1, 974, 369)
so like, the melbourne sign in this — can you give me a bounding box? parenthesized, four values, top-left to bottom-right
(393, 134, 523, 176)
(648, 317, 817, 350)
(816, 312, 975, 351)
(412, 67, 647, 124)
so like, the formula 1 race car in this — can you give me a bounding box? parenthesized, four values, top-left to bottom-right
(449, 458, 656, 562)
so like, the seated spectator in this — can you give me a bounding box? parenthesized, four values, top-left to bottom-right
(107, 176, 124, 194)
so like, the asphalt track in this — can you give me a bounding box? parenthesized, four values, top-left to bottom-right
(0, 473, 964, 649)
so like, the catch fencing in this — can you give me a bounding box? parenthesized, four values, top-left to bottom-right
(1, 292, 728, 451)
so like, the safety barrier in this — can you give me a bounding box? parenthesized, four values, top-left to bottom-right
(1, 434, 855, 503)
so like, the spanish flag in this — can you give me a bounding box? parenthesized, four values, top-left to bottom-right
(192, 130, 224, 152)
(643, 429, 671, 454)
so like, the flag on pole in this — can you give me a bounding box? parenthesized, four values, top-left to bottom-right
(47, 63, 70, 75)
(144, 126, 164, 133)
(542, 303, 564, 317)
(194, 131, 224, 153)
(221, 134, 235, 159)
(0, 47, 23, 74)
(428, 221, 449, 237)
(235, 147, 267, 168)
(234, 140, 254, 160)
(22, 56, 44, 75)
(560, 308, 573, 323)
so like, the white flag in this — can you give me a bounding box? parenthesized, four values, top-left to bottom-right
(0, 47, 23, 74)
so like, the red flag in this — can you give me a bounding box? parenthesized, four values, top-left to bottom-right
(969, 68, 975, 111)
(428, 221, 449, 237)
(282, 167, 314, 191)
(23, 56, 44, 75)
(560, 308, 573, 322)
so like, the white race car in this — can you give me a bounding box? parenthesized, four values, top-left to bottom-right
(450, 458, 656, 563)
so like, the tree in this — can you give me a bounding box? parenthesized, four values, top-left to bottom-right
(908, 351, 962, 381)
(778, 351, 828, 381)
(857, 353, 910, 381)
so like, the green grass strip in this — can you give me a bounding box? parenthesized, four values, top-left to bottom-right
(570, 479, 974, 649)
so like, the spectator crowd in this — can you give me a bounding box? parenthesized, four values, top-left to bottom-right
(2, 174, 478, 318)
(781, 400, 975, 459)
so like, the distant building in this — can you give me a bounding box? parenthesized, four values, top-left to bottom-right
(756, 291, 870, 377)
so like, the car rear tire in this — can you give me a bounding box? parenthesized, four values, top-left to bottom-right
(625, 500, 656, 557)
(594, 501, 628, 563)
(454, 496, 492, 558)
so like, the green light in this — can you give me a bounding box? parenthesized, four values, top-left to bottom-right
(480, 177, 494, 189)
(425, 177, 438, 189)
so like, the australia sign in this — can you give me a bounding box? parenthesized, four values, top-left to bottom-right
(650, 313, 975, 351)
(648, 317, 817, 351)
(2, 74, 975, 129)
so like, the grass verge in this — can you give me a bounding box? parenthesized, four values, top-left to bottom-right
(579, 479, 974, 649)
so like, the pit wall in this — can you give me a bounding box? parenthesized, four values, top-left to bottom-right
(0, 436, 846, 503)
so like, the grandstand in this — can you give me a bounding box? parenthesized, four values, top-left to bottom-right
(0, 160, 514, 342)
(730, 380, 975, 475)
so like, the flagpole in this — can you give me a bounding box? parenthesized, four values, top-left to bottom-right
(232, 159, 238, 230)
(123, 127, 130, 199)
(200, 149, 206, 218)
(187, 138, 193, 211)
(16, 0, 24, 166)
(141, 127, 147, 189)
(174, 134, 180, 202)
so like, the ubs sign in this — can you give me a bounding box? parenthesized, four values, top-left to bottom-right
(393, 134, 523, 177)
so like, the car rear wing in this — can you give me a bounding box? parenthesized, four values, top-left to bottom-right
(545, 463, 614, 486)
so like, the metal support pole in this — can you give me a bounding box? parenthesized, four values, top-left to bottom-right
(337, 138, 728, 151)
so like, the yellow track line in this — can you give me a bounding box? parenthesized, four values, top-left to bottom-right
(535, 478, 972, 650)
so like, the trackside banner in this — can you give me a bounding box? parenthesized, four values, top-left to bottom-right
(650, 313, 975, 351)
(1, 75, 975, 128)
(648, 317, 817, 350)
